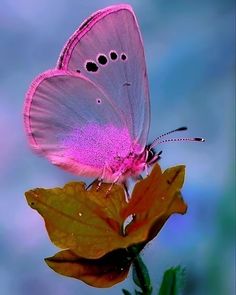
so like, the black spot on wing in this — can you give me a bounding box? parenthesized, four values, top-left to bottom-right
(121, 53, 127, 61)
(123, 82, 131, 86)
(110, 51, 118, 60)
(97, 54, 108, 65)
(85, 61, 98, 72)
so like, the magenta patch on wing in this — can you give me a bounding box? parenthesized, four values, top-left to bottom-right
(62, 123, 133, 168)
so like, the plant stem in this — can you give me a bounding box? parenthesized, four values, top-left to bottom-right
(132, 252, 152, 295)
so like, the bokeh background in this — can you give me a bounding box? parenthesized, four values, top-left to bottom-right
(0, 0, 235, 294)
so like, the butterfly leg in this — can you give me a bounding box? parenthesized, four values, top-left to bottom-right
(121, 180, 131, 202)
(106, 172, 122, 194)
(147, 150, 162, 166)
(86, 178, 98, 190)
(145, 164, 149, 177)
(148, 155, 159, 165)
(123, 181, 129, 197)
(96, 163, 109, 191)
(96, 178, 104, 191)
(144, 155, 159, 178)
(132, 174, 143, 181)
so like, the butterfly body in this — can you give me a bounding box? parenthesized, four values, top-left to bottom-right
(104, 149, 146, 182)
(24, 4, 160, 183)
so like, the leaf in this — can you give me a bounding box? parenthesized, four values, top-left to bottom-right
(25, 163, 187, 287)
(132, 254, 152, 294)
(122, 289, 133, 295)
(158, 266, 186, 295)
(121, 164, 187, 242)
(25, 164, 186, 260)
(45, 248, 132, 288)
(25, 182, 128, 259)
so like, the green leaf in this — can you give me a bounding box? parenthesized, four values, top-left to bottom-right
(122, 289, 132, 295)
(132, 253, 152, 295)
(135, 290, 143, 295)
(158, 266, 186, 295)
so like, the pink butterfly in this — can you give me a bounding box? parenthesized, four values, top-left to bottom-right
(24, 4, 204, 185)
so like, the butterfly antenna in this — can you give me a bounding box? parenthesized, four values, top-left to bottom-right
(152, 137, 205, 147)
(149, 126, 188, 149)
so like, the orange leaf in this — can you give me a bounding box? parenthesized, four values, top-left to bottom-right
(25, 182, 128, 259)
(25, 164, 186, 258)
(45, 248, 132, 288)
(121, 165, 187, 241)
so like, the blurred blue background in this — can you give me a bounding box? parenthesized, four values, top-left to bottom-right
(0, 0, 235, 294)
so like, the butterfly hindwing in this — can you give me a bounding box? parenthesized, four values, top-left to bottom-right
(24, 69, 133, 178)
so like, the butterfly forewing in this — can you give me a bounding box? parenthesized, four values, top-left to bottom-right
(58, 5, 150, 150)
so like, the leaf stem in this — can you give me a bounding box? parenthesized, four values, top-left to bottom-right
(131, 248, 152, 295)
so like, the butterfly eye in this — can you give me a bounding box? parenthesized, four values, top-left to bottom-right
(120, 53, 127, 61)
(85, 61, 99, 72)
(97, 54, 108, 66)
(109, 50, 118, 61)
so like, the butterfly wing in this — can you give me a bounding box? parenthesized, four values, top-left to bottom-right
(57, 4, 150, 150)
(24, 69, 133, 178)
